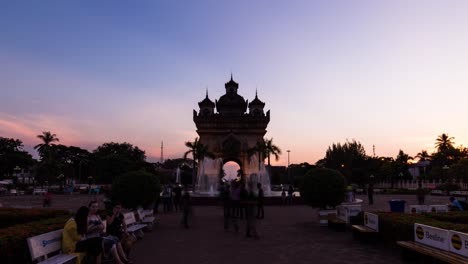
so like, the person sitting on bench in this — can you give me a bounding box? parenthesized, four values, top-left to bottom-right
(449, 197, 464, 211)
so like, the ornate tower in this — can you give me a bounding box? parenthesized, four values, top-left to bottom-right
(193, 76, 270, 184)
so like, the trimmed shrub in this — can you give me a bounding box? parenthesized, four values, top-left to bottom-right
(0, 215, 70, 264)
(299, 168, 346, 209)
(376, 211, 468, 245)
(111, 170, 161, 209)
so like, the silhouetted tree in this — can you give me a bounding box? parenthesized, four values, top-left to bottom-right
(183, 137, 214, 188)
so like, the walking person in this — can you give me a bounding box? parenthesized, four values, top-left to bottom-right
(256, 183, 264, 219)
(244, 182, 259, 239)
(221, 184, 232, 230)
(181, 187, 192, 228)
(368, 183, 374, 205)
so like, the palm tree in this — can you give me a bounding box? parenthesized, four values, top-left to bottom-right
(396, 149, 413, 164)
(34, 131, 59, 161)
(415, 150, 430, 162)
(183, 137, 214, 189)
(264, 138, 282, 167)
(248, 138, 282, 176)
(435, 133, 455, 152)
(247, 141, 266, 170)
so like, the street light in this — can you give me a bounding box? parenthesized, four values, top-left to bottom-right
(14, 166, 21, 186)
(442, 165, 449, 181)
(87, 176, 94, 191)
(287, 150, 291, 184)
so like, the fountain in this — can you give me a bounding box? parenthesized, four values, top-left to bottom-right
(196, 157, 223, 195)
(247, 154, 272, 196)
(175, 167, 181, 183)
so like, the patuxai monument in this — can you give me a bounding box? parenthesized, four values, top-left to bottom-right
(193, 75, 271, 194)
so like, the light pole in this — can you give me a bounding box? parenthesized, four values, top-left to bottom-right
(287, 150, 291, 184)
(442, 165, 449, 181)
(13, 166, 24, 188)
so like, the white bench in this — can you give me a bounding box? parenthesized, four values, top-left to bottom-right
(33, 188, 48, 195)
(137, 209, 158, 231)
(374, 188, 383, 194)
(27, 229, 76, 264)
(123, 212, 146, 238)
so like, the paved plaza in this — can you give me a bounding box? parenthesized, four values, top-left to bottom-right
(0, 193, 452, 263)
(129, 194, 448, 264)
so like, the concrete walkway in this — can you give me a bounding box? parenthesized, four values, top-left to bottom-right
(132, 205, 403, 264)
(0, 193, 452, 263)
(131, 194, 451, 264)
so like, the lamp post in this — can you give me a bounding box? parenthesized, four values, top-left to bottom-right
(14, 166, 21, 188)
(287, 150, 291, 184)
(87, 176, 93, 191)
(57, 174, 65, 191)
(442, 165, 449, 181)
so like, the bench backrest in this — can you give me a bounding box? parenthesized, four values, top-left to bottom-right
(123, 212, 136, 226)
(414, 223, 449, 251)
(136, 209, 145, 221)
(410, 205, 429, 214)
(429, 205, 449, 213)
(27, 229, 63, 261)
(143, 209, 153, 217)
(364, 212, 379, 232)
(337, 204, 362, 223)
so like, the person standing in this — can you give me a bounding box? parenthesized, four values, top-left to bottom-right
(281, 189, 286, 205)
(416, 183, 426, 205)
(173, 184, 182, 212)
(368, 184, 374, 205)
(231, 181, 241, 218)
(256, 183, 264, 219)
(43, 191, 52, 207)
(162, 186, 170, 213)
(287, 185, 294, 205)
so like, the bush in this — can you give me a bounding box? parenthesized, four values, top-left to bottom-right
(438, 182, 460, 193)
(0, 215, 70, 264)
(111, 170, 161, 209)
(299, 168, 346, 209)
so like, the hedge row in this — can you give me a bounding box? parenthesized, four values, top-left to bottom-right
(374, 211, 468, 245)
(0, 208, 69, 229)
(0, 215, 70, 264)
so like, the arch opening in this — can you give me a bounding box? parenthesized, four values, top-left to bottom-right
(222, 161, 241, 182)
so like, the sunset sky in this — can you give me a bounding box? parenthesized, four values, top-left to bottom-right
(1, 1, 468, 166)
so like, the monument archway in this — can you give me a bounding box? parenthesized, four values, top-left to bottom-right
(193, 76, 271, 194)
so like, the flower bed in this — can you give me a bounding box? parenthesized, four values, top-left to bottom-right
(0, 208, 69, 229)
